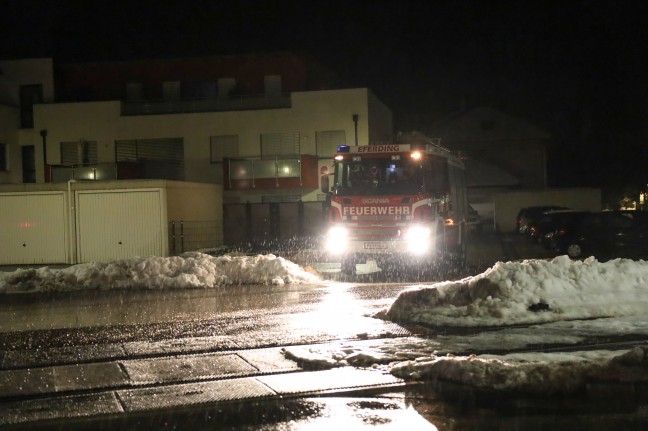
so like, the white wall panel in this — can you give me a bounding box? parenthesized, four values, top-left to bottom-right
(76, 189, 167, 263)
(0, 192, 67, 264)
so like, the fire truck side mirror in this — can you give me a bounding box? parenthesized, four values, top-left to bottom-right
(320, 166, 330, 193)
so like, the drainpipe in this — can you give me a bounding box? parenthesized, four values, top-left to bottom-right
(352, 114, 359, 146)
(67, 179, 77, 264)
(40, 130, 48, 182)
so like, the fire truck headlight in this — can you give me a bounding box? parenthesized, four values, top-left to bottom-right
(405, 225, 431, 254)
(325, 226, 348, 254)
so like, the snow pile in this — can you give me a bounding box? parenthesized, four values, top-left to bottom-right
(0, 253, 320, 293)
(283, 338, 441, 369)
(284, 340, 648, 394)
(383, 256, 648, 327)
(282, 255, 648, 394)
(391, 346, 648, 394)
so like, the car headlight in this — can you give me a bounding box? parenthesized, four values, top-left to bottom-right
(405, 225, 431, 254)
(325, 225, 348, 254)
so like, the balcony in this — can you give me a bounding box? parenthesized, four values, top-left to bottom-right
(223, 155, 318, 191)
(121, 93, 291, 116)
(49, 162, 144, 182)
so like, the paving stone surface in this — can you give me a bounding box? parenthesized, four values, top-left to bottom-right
(120, 352, 258, 384)
(0, 392, 123, 426)
(53, 361, 130, 392)
(118, 377, 275, 411)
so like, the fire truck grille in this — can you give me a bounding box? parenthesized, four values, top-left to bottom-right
(350, 227, 402, 239)
(350, 215, 411, 221)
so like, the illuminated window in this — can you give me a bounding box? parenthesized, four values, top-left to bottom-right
(277, 159, 299, 178)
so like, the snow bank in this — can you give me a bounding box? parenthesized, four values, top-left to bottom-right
(383, 256, 648, 327)
(391, 346, 648, 394)
(0, 253, 320, 293)
(284, 341, 648, 395)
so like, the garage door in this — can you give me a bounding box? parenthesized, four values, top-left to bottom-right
(76, 189, 167, 263)
(0, 192, 68, 264)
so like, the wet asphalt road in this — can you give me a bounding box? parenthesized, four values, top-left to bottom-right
(0, 282, 410, 350)
(3, 229, 648, 429)
(0, 279, 423, 429)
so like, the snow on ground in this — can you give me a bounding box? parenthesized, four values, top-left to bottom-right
(284, 256, 648, 394)
(4, 252, 648, 394)
(0, 252, 320, 293)
(283, 338, 648, 394)
(383, 255, 648, 327)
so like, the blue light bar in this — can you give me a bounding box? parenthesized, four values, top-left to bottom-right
(337, 145, 350, 153)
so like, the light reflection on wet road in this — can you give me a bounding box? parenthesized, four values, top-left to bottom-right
(0, 281, 412, 341)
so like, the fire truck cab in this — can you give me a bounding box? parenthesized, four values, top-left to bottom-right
(321, 138, 468, 275)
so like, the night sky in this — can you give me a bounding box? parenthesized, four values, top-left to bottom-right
(2, 0, 647, 196)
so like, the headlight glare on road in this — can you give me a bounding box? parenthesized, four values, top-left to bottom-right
(405, 225, 431, 255)
(325, 225, 348, 254)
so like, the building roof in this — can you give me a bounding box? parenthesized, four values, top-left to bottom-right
(463, 156, 520, 188)
(431, 106, 551, 143)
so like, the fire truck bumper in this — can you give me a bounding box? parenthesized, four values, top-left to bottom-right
(324, 239, 442, 261)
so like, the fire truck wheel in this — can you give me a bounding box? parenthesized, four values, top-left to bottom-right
(341, 256, 357, 276)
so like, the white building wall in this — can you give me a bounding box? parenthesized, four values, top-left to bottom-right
(32, 88, 391, 194)
(367, 90, 394, 144)
(0, 105, 20, 183)
(493, 188, 602, 232)
(0, 58, 55, 106)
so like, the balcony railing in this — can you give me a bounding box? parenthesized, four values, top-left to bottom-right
(121, 93, 291, 116)
(49, 162, 144, 182)
(223, 155, 319, 190)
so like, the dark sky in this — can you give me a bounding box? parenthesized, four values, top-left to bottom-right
(2, 0, 648, 192)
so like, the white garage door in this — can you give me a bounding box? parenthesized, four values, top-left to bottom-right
(76, 189, 167, 263)
(0, 192, 68, 264)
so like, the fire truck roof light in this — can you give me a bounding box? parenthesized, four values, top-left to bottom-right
(337, 145, 350, 153)
(334, 155, 344, 161)
(410, 151, 422, 160)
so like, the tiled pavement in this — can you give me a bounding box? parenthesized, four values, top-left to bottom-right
(0, 342, 408, 427)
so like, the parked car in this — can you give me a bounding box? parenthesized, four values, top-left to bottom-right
(549, 210, 648, 260)
(467, 204, 483, 233)
(531, 210, 590, 248)
(516, 206, 570, 235)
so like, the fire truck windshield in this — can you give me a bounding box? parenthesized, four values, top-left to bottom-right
(333, 158, 424, 195)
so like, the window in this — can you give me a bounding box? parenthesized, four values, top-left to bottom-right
(20, 84, 43, 129)
(0, 143, 7, 171)
(115, 138, 184, 180)
(60, 141, 98, 165)
(22, 146, 35, 182)
(260, 132, 300, 158)
(316, 130, 346, 157)
(210, 135, 239, 163)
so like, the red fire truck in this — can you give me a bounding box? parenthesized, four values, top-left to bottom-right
(321, 135, 468, 275)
